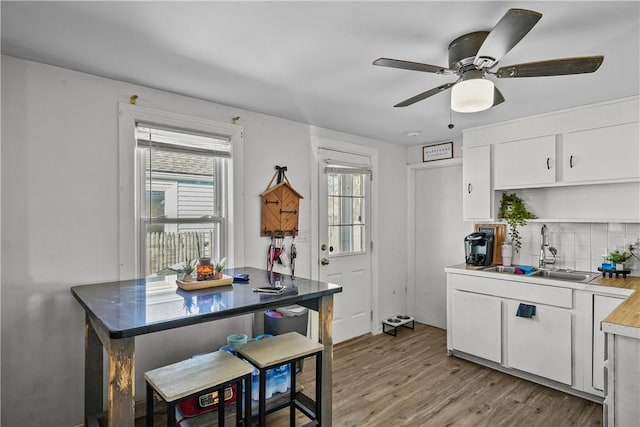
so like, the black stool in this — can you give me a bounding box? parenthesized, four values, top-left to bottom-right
(236, 332, 323, 426)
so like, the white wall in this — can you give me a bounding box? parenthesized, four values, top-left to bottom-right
(0, 56, 407, 426)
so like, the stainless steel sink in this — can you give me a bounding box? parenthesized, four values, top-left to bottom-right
(482, 266, 599, 283)
(483, 266, 520, 274)
(528, 269, 599, 283)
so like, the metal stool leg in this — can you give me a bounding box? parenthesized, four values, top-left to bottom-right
(289, 361, 296, 426)
(167, 401, 177, 427)
(315, 352, 322, 425)
(235, 378, 243, 425)
(146, 382, 154, 427)
(218, 385, 226, 426)
(259, 369, 267, 426)
(242, 374, 252, 426)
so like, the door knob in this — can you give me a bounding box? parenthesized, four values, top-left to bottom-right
(320, 258, 330, 266)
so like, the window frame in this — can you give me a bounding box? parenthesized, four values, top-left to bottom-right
(118, 104, 244, 280)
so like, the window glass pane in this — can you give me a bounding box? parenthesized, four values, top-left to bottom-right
(145, 222, 220, 277)
(144, 146, 220, 219)
(353, 175, 363, 196)
(353, 198, 363, 223)
(326, 171, 367, 255)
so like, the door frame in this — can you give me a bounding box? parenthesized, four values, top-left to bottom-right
(406, 158, 463, 320)
(310, 135, 380, 335)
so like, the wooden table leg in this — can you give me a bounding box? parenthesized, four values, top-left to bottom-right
(108, 337, 135, 427)
(85, 314, 103, 427)
(318, 294, 334, 426)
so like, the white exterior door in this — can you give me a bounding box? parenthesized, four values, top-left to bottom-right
(318, 148, 372, 344)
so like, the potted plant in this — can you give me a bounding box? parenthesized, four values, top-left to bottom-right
(182, 259, 195, 282)
(498, 193, 536, 253)
(213, 258, 226, 280)
(608, 250, 631, 271)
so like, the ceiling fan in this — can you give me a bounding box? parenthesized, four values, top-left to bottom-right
(373, 8, 604, 112)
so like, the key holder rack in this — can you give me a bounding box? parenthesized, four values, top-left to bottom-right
(260, 166, 303, 237)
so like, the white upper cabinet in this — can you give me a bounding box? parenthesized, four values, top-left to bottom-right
(494, 135, 556, 189)
(462, 145, 491, 221)
(562, 122, 640, 184)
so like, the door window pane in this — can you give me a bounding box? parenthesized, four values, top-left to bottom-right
(327, 172, 366, 255)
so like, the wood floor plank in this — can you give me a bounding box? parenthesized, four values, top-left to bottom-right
(138, 323, 602, 426)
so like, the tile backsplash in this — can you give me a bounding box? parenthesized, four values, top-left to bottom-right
(513, 222, 640, 273)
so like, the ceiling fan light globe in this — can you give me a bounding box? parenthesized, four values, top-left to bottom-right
(451, 78, 495, 113)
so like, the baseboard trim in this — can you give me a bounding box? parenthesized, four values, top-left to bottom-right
(450, 350, 604, 404)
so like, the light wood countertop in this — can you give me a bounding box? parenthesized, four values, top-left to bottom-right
(592, 275, 640, 332)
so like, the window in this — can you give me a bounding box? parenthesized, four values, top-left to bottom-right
(326, 167, 369, 255)
(135, 125, 230, 277)
(119, 104, 243, 280)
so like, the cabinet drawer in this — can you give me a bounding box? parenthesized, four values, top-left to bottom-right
(506, 301, 572, 385)
(450, 274, 572, 308)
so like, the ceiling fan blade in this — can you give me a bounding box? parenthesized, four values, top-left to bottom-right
(496, 56, 604, 78)
(373, 58, 456, 75)
(474, 9, 542, 68)
(493, 87, 505, 107)
(393, 82, 455, 107)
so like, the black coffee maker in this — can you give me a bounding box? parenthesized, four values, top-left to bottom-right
(464, 232, 494, 266)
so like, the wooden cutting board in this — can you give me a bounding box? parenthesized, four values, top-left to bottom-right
(176, 275, 234, 291)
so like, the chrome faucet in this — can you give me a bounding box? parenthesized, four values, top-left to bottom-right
(539, 224, 558, 268)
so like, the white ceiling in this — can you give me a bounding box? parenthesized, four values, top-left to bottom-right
(2, 1, 639, 146)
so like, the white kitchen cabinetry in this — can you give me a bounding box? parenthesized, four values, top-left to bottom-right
(494, 135, 556, 189)
(592, 295, 624, 391)
(447, 272, 575, 386)
(462, 145, 491, 220)
(562, 122, 640, 184)
(506, 300, 572, 385)
(605, 333, 640, 427)
(451, 290, 502, 363)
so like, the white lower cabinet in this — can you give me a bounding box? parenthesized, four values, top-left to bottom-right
(606, 333, 640, 427)
(592, 295, 625, 391)
(451, 290, 502, 363)
(506, 301, 572, 385)
(447, 272, 578, 390)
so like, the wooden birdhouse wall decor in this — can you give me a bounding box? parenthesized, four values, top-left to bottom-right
(261, 166, 303, 237)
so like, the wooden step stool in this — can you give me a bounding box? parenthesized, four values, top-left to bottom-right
(236, 332, 324, 427)
(144, 351, 253, 427)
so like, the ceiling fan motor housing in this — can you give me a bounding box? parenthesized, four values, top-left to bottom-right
(448, 31, 490, 71)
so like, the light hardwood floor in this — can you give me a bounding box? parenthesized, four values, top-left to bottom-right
(140, 322, 602, 426)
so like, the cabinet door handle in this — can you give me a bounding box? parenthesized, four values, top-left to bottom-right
(569, 155, 574, 168)
(467, 183, 472, 194)
(546, 157, 550, 170)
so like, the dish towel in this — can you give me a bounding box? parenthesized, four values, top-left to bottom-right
(516, 303, 536, 318)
